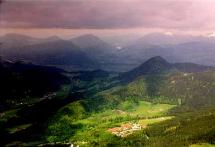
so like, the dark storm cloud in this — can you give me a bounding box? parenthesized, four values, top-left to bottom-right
(1, 0, 215, 30)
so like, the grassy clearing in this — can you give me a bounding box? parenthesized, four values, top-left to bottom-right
(139, 116, 173, 127)
(129, 101, 175, 118)
(45, 99, 215, 147)
(45, 100, 175, 145)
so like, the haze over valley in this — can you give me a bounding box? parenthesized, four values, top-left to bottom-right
(1, 32, 215, 72)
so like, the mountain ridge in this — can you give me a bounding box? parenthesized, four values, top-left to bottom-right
(121, 56, 215, 81)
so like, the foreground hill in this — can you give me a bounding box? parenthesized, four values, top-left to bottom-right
(116, 71, 215, 109)
(0, 58, 70, 108)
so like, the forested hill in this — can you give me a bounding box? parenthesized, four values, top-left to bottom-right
(0, 58, 70, 107)
(120, 56, 214, 82)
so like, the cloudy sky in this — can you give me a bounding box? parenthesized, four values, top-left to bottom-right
(1, 0, 215, 37)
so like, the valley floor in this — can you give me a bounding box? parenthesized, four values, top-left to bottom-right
(1, 70, 215, 147)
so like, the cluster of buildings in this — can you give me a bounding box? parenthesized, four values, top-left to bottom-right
(108, 123, 142, 137)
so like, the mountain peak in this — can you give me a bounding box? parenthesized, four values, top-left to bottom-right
(45, 36, 62, 42)
(120, 56, 174, 81)
(134, 56, 172, 74)
(120, 56, 215, 82)
(72, 34, 102, 42)
(144, 56, 168, 63)
(71, 34, 111, 49)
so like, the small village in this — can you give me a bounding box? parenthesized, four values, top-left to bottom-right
(108, 123, 143, 137)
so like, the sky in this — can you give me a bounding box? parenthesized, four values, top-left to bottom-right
(1, 0, 215, 38)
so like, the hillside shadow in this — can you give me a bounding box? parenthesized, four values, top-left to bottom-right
(143, 75, 166, 97)
(0, 96, 80, 146)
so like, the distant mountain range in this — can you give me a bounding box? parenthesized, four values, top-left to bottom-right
(118, 33, 215, 69)
(126, 33, 215, 46)
(0, 35, 97, 70)
(1, 33, 215, 71)
(0, 33, 62, 49)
